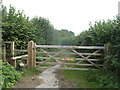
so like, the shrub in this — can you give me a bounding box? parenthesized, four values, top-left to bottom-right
(77, 16, 120, 88)
(1, 61, 22, 88)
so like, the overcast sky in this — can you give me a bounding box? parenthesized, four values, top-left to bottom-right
(2, 0, 120, 35)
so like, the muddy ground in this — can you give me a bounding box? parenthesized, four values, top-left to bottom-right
(12, 69, 75, 88)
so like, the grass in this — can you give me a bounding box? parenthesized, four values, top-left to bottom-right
(21, 67, 41, 77)
(62, 70, 102, 88)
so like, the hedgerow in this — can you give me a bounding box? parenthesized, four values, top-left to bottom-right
(77, 16, 120, 88)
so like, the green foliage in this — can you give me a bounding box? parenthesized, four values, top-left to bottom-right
(61, 36, 78, 45)
(59, 29, 74, 37)
(2, 5, 36, 49)
(50, 29, 61, 45)
(31, 17, 62, 45)
(1, 61, 22, 88)
(59, 29, 76, 45)
(77, 16, 120, 88)
(2, 5, 76, 47)
(98, 73, 118, 88)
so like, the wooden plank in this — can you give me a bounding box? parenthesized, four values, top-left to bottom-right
(36, 57, 99, 61)
(11, 54, 28, 60)
(36, 62, 103, 66)
(37, 66, 98, 70)
(2, 41, 14, 43)
(36, 52, 101, 56)
(14, 49, 27, 52)
(36, 45, 105, 49)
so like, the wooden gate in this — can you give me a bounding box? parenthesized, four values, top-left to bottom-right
(28, 41, 106, 70)
(3, 41, 108, 70)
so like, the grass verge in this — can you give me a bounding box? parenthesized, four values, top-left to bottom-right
(62, 70, 101, 88)
(21, 67, 42, 77)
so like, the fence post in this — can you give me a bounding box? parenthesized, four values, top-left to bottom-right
(27, 41, 36, 68)
(2, 44, 6, 62)
(103, 43, 110, 70)
(11, 41, 16, 68)
(11, 41, 15, 57)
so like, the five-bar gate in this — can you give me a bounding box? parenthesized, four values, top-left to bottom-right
(28, 41, 106, 70)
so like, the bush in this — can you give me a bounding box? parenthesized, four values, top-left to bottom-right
(98, 73, 118, 88)
(1, 61, 22, 88)
(76, 16, 120, 88)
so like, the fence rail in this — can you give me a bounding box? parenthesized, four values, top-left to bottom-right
(36, 45, 105, 49)
(14, 49, 27, 52)
(36, 52, 102, 56)
(11, 54, 28, 60)
(36, 57, 99, 61)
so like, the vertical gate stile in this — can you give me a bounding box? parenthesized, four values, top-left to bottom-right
(103, 43, 109, 70)
(28, 41, 36, 68)
(34, 43, 36, 67)
(11, 41, 16, 68)
(3, 43, 6, 62)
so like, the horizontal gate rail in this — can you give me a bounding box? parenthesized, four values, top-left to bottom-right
(36, 57, 99, 61)
(14, 49, 28, 52)
(36, 52, 102, 56)
(36, 62, 103, 66)
(36, 45, 105, 49)
(37, 66, 98, 70)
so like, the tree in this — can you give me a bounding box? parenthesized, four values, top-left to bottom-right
(2, 5, 35, 49)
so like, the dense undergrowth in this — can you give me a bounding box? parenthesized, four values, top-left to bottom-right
(1, 61, 22, 88)
(1, 60, 41, 88)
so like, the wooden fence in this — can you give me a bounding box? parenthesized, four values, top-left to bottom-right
(2, 41, 109, 70)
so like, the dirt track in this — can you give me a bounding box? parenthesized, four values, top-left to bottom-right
(13, 75, 43, 88)
(13, 65, 74, 88)
(36, 65, 60, 88)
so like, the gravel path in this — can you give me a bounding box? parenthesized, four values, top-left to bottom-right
(36, 65, 61, 88)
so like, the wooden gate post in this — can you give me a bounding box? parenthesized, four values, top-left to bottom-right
(27, 41, 36, 68)
(11, 41, 16, 68)
(2, 44, 6, 62)
(103, 43, 110, 70)
(11, 41, 15, 57)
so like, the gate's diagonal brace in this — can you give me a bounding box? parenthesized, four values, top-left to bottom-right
(76, 50, 100, 64)
(41, 49, 64, 64)
(71, 49, 101, 69)
(86, 50, 100, 59)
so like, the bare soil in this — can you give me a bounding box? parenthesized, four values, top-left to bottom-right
(12, 75, 43, 88)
